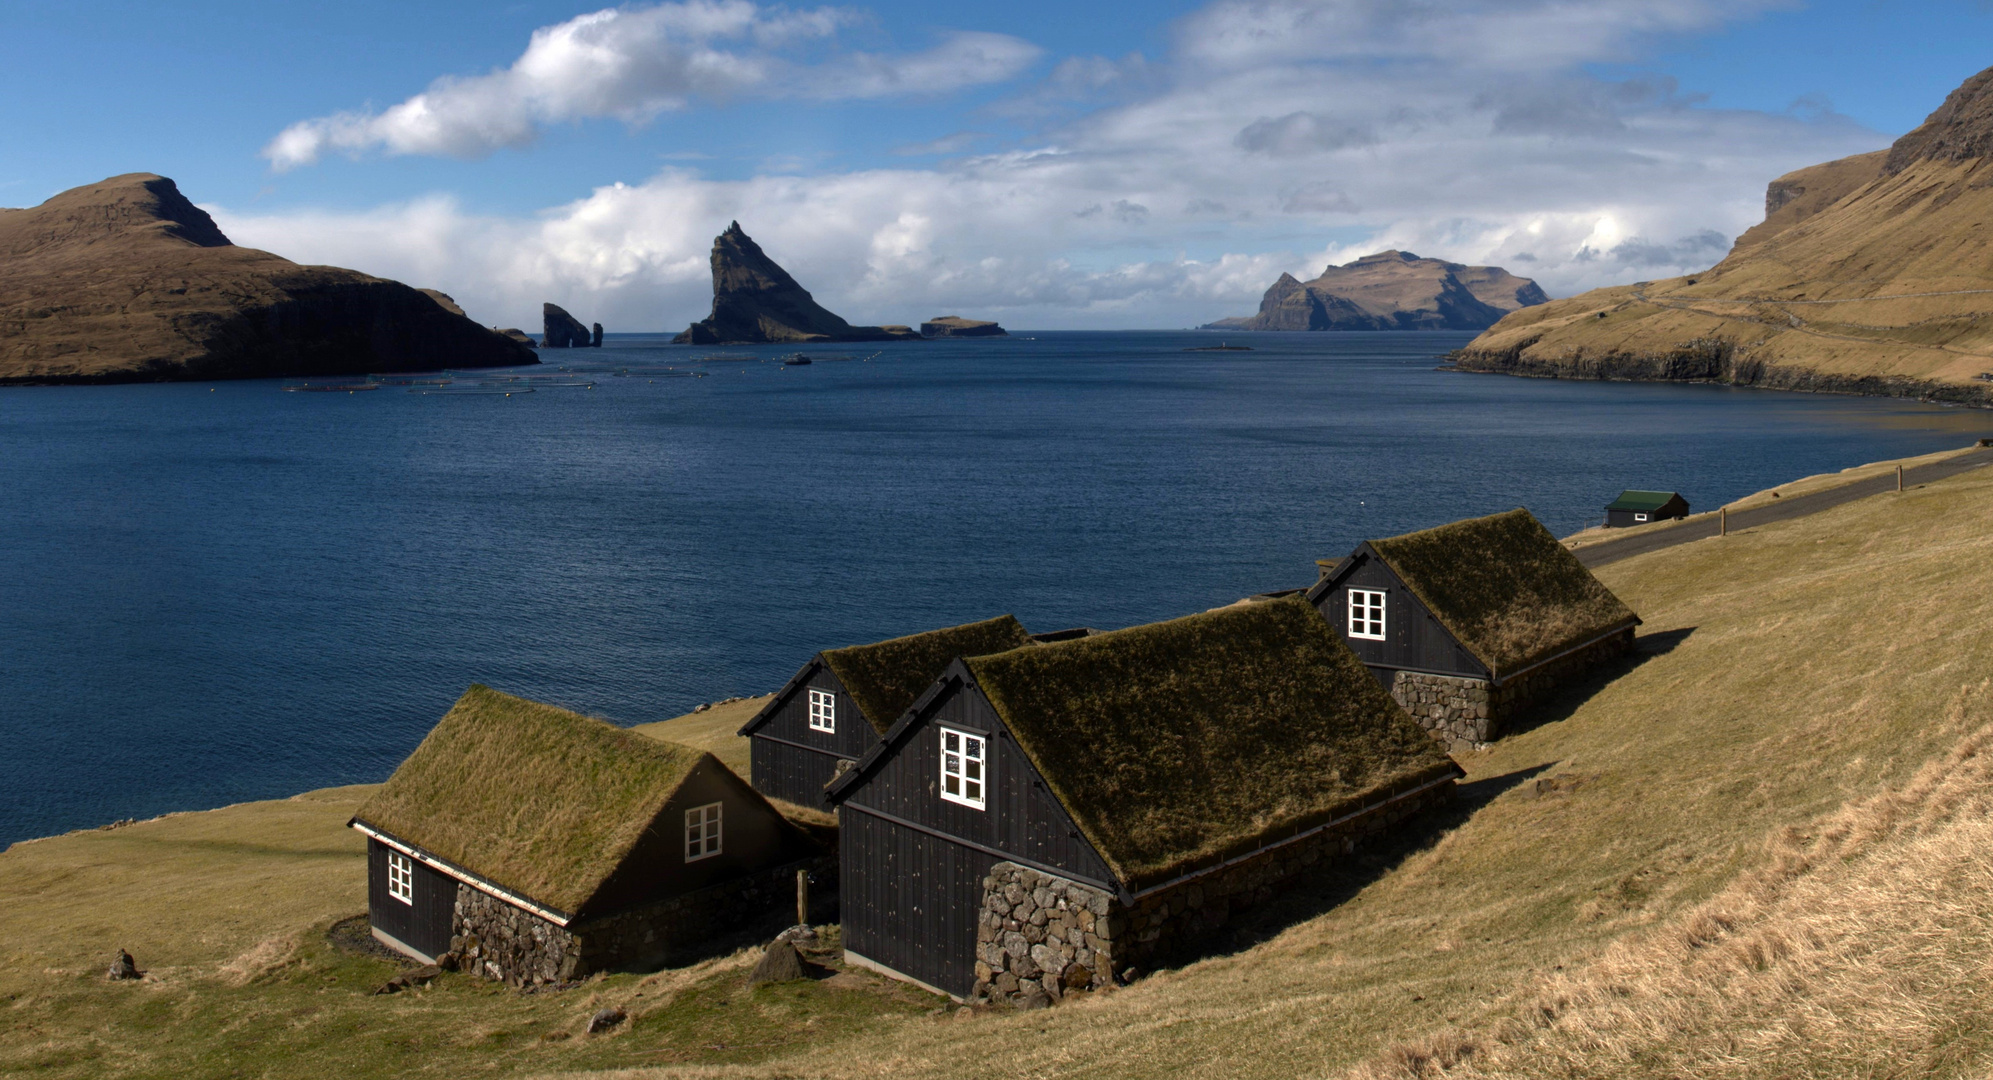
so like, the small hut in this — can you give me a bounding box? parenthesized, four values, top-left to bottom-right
(827, 598, 1461, 1004)
(1306, 508, 1640, 748)
(1604, 490, 1690, 527)
(351, 685, 824, 983)
(739, 616, 1035, 807)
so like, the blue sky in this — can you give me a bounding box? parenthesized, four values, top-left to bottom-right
(5, 0, 1992, 329)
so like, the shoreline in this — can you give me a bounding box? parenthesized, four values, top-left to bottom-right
(1444, 343, 1993, 409)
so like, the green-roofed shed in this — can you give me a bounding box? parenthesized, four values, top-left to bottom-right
(1305, 508, 1640, 747)
(825, 598, 1461, 1005)
(738, 615, 1034, 807)
(352, 685, 823, 983)
(1604, 490, 1690, 528)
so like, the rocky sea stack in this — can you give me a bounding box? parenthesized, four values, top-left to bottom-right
(920, 315, 1006, 338)
(1206, 252, 1546, 332)
(1452, 64, 1993, 405)
(0, 173, 535, 383)
(673, 223, 919, 345)
(542, 303, 600, 348)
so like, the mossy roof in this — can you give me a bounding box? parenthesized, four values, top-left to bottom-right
(1368, 508, 1638, 678)
(822, 615, 1033, 734)
(352, 685, 709, 916)
(964, 597, 1457, 890)
(1605, 490, 1685, 512)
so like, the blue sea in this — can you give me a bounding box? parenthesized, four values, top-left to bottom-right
(3, 330, 1988, 847)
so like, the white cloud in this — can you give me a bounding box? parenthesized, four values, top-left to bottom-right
(235, 0, 1885, 328)
(264, 1, 1040, 169)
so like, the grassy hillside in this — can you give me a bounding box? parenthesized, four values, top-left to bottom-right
(7, 464, 1993, 1078)
(630, 694, 771, 778)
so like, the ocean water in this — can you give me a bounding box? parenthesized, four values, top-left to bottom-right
(3, 330, 1988, 846)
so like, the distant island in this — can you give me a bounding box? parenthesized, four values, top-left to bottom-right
(0, 173, 533, 383)
(1452, 63, 1993, 406)
(1205, 251, 1547, 333)
(674, 223, 921, 345)
(921, 316, 1006, 338)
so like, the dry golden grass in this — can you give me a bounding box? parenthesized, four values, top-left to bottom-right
(632, 694, 774, 778)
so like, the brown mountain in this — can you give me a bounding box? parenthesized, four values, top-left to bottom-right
(673, 223, 919, 344)
(1205, 251, 1548, 332)
(0, 173, 534, 383)
(1454, 65, 1993, 404)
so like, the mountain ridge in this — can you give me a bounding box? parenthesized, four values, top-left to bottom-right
(1206, 250, 1547, 332)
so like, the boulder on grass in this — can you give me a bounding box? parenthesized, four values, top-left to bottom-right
(750, 939, 806, 985)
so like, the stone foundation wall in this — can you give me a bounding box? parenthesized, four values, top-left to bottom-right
(450, 856, 835, 986)
(972, 775, 1456, 1007)
(1391, 627, 1634, 750)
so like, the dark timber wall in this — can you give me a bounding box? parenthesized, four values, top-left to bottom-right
(367, 838, 456, 961)
(837, 676, 1115, 997)
(750, 663, 883, 806)
(1316, 550, 1487, 681)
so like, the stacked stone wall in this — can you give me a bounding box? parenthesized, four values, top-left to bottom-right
(971, 777, 1455, 1007)
(450, 856, 835, 986)
(1391, 627, 1634, 749)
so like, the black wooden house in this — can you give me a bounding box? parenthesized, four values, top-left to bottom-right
(826, 598, 1461, 1004)
(1604, 490, 1690, 527)
(1306, 508, 1640, 747)
(738, 615, 1035, 807)
(351, 685, 823, 983)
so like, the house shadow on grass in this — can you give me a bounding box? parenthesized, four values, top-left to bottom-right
(1495, 626, 1697, 743)
(1143, 762, 1556, 974)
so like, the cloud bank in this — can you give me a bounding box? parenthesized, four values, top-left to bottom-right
(236, 0, 1885, 330)
(264, 1, 1040, 169)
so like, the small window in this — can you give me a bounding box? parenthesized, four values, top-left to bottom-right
(387, 851, 414, 905)
(685, 802, 723, 861)
(807, 688, 835, 733)
(1348, 589, 1387, 640)
(940, 727, 988, 809)
(1634, 512, 1649, 523)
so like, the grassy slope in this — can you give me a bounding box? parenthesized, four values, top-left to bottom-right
(629, 695, 770, 779)
(9, 469, 1993, 1078)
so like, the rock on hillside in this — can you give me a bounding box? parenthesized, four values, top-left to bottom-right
(920, 315, 1006, 338)
(1453, 64, 1993, 405)
(0, 174, 536, 383)
(1205, 252, 1548, 332)
(673, 223, 920, 345)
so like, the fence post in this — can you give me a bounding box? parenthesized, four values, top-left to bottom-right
(1720, 506, 1727, 536)
(796, 869, 809, 926)
(1898, 464, 1904, 492)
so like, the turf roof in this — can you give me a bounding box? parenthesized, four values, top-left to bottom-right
(1368, 508, 1638, 678)
(1605, 490, 1684, 512)
(353, 685, 711, 916)
(965, 597, 1456, 889)
(822, 615, 1033, 735)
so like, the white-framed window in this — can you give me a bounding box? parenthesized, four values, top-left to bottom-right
(807, 688, 835, 733)
(940, 727, 988, 810)
(1348, 588, 1387, 640)
(386, 851, 414, 905)
(1633, 512, 1650, 522)
(685, 802, 723, 861)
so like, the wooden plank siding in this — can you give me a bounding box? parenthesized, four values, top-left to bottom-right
(837, 673, 1116, 998)
(367, 837, 456, 961)
(748, 663, 882, 807)
(1316, 549, 1487, 681)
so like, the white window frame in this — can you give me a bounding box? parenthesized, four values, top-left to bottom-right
(939, 726, 988, 810)
(1348, 588, 1387, 641)
(684, 802, 723, 862)
(807, 688, 835, 733)
(386, 850, 414, 905)
(1633, 512, 1649, 523)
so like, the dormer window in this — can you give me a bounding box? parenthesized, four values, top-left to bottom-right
(1348, 589, 1387, 640)
(939, 727, 987, 810)
(808, 688, 835, 733)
